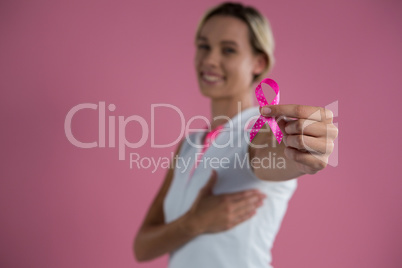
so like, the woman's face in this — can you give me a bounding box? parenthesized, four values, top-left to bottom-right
(195, 15, 265, 99)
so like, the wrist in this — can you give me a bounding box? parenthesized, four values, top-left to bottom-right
(181, 212, 204, 236)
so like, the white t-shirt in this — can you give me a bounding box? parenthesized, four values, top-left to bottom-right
(163, 106, 298, 268)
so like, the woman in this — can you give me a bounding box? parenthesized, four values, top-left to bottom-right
(134, 2, 338, 267)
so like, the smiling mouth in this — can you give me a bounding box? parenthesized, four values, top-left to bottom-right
(200, 72, 225, 84)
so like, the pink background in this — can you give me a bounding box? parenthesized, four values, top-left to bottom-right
(1, 0, 401, 267)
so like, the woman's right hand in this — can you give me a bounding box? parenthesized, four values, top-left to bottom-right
(184, 169, 267, 235)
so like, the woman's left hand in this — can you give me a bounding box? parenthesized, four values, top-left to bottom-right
(259, 104, 339, 175)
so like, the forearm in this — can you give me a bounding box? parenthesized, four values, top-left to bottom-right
(134, 213, 200, 262)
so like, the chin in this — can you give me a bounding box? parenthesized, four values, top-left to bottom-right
(199, 87, 218, 98)
(199, 88, 232, 100)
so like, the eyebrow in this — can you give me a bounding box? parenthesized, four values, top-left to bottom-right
(196, 36, 239, 47)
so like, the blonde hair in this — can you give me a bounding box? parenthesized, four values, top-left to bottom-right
(194, 2, 276, 84)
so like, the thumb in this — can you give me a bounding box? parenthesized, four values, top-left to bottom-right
(199, 169, 217, 196)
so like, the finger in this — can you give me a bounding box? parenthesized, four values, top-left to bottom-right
(251, 115, 292, 145)
(284, 147, 329, 173)
(223, 189, 261, 202)
(273, 116, 292, 137)
(285, 120, 339, 140)
(233, 210, 257, 226)
(284, 119, 326, 137)
(230, 210, 257, 227)
(260, 104, 334, 123)
(232, 198, 264, 224)
(283, 135, 334, 155)
(232, 195, 264, 214)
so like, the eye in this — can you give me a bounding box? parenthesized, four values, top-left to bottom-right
(197, 44, 210, 50)
(223, 47, 236, 54)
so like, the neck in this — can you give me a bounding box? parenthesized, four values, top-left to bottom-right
(210, 89, 254, 129)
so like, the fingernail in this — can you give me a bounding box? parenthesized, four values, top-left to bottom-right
(262, 107, 271, 115)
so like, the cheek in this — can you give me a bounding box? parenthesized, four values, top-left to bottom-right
(194, 51, 206, 67)
(194, 54, 201, 67)
(225, 59, 243, 76)
(227, 60, 251, 82)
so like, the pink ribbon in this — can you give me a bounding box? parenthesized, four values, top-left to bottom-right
(249, 78, 283, 144)
(186, 125, 224, 187)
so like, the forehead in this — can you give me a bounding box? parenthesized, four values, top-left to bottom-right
(198, 15, 250, 46)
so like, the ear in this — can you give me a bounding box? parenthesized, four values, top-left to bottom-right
(252, 53, 267, 76)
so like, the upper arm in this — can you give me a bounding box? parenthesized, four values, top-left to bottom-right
(139, 139, 184, 228)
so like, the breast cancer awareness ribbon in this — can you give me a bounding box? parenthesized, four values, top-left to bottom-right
(249, 78, 283, 144)
(186, 125, 224, 187)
